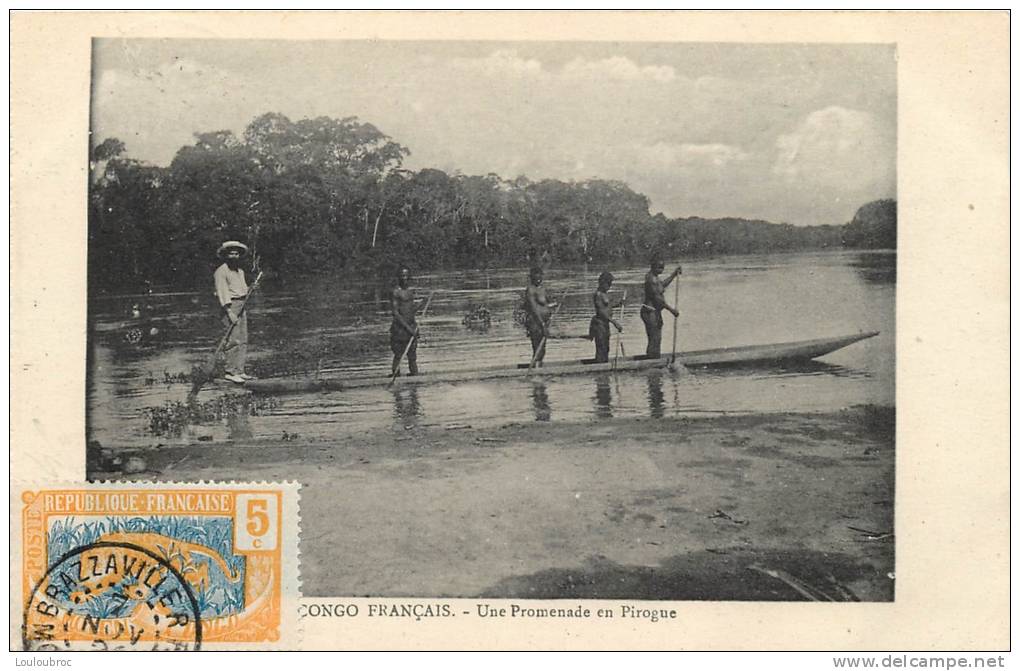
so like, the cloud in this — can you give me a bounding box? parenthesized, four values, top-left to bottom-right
(693, 75, 734, 95)
(96, 57, 234, 103)
(629, 142, 750, 169)
(92, 57, 251, 159)
(561, 56, 675, 83)
(453, 51, 675, 84)
(155, 57, 208, 77)
(773, 106, 894, 192)
(453, 49, 544, 78)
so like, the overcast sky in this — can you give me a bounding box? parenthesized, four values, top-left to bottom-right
(92, 39, 896, 226)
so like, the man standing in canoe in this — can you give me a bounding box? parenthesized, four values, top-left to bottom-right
(640, 258, 682, 358)
(390, 266, 420, 377)
(589, 271, 624, 363)
(524, 266, 558, 366)
(214, 240, 255, 384)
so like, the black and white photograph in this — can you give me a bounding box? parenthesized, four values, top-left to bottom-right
(84, 37, 898, 602)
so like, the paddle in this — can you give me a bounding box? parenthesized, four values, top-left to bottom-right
(389, 291, 434, 386)
(188, 271, 264, 402)
(530, 301, 562, 369)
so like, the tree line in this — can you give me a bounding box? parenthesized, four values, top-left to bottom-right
(88, 112, 895, 292)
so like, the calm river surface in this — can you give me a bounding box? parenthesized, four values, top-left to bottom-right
(87, 250, 895, 448)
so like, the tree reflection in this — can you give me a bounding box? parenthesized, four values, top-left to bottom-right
(849, 251, 896, 285)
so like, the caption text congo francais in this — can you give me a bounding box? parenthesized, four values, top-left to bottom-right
(300, 603, 676, 622)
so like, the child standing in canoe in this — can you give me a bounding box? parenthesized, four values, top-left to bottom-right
(589, 271, 624, 363)
(524, 266, 558, 366)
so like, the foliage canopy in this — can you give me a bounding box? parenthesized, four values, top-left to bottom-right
(89, 113, 895, 292)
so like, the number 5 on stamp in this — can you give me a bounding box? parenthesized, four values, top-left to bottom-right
(236, 493, 279, 550)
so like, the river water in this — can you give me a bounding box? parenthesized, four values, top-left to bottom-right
(87, 250, 895, 448)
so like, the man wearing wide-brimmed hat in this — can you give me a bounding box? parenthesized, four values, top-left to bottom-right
(214, 241, 254, 383)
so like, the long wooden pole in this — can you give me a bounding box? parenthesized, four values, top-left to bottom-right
(389, 291, 434, 386)
(670, 275, 680, 365)
(613, 289, 627, 371)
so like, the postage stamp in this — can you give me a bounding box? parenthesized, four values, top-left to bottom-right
(12, 483, 300, 651)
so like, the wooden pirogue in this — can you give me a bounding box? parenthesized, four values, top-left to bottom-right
(241, 331, 879, 394)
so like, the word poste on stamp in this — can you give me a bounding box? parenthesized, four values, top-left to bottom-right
(14, 483, 299, 651)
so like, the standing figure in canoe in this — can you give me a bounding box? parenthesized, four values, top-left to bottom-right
(214, 241, 255, 384)
(589, 271, 624, 363)
(640, 257, 682, 358)
(390, 266, 420, 377)
(524, 266, 558, 367)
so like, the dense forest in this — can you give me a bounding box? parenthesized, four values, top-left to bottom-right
(841, 199, 897, 249)
(89, 112, 896, 292)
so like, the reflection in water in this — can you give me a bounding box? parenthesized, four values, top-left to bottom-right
(593, 374, 613, 419)
(227, 408, 253, 440)
(531, 381, 551, 422)
(686, 359, 863, 379)
(646, 372, 665, 418)
(775, 361, 865, 378)
(392, 386, 422, 427)
(849, 251, 897, 285)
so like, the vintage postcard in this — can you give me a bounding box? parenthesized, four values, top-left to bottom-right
(11, 483, 300, 650)
(10, 11, 1009, 651)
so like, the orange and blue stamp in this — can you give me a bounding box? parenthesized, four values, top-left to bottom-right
(14, 483, 300, 650)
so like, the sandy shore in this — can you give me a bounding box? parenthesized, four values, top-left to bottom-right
(98, 405, 894, 601)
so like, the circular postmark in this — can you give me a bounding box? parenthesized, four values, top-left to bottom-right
(23, 541, 203, 651)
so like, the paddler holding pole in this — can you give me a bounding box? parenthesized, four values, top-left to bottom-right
(390, 266, 429, 378)
(524, 266, 559, 367)
(589, 271, 624, 364)
(639, 257, 682, 358)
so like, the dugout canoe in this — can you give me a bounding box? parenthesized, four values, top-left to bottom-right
(241, 331, 879, 394)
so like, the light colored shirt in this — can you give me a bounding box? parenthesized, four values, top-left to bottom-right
(214, 264, 248, 307)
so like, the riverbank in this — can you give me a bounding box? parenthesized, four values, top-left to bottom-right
(97, 405, 894, 601)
